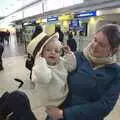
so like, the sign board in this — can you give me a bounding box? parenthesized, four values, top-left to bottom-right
(75, 11, 96, 18)
(47, 16, 58, 22)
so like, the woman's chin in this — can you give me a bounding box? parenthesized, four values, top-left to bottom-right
(93, 54, 102, 57)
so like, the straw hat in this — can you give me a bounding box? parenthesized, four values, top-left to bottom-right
(27, 32, 59, 56)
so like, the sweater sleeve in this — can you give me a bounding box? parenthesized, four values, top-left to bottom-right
(63, 52, 76, 72)
(63, 75, 120, 120)
(32, 57, 52, 84)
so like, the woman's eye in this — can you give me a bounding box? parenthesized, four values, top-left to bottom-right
(100, 44, 105, 48)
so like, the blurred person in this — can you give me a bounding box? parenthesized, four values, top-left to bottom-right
(67, 32, 77, 52)
(55, 25, 64, 43)
(0, 43, 4, 71)
(5, 30, 10, 44)
(55, 25, 64, 56)
(31, 24, 43, 40)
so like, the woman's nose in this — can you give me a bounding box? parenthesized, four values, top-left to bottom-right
(93, 42, 98, 47)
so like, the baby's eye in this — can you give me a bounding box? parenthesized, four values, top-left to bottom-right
(46, 49, 51, 51)
(99, 43, 106, 48)
(55, 49, 61, 53)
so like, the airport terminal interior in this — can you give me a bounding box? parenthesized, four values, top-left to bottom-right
(0, 0, 120, 120)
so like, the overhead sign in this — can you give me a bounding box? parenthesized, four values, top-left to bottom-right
(47, 16, 58, 22)
(75, 11, 96, 18)
(36, 18, 42, 23)
(58, 14, 73, 21)
(69, 20, 79, 28)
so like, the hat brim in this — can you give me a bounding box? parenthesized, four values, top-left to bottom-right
(39, 32, 59, 54)
(27, 32, 47, 55)
(27, 32, 59, 56)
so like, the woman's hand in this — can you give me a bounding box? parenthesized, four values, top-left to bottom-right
(62, 45, 72, 54)
(46, 106, 63, 120)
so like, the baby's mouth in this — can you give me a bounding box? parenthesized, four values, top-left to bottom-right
(49, 56, 56, 59)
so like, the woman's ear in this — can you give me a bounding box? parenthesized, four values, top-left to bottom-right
(112, 47, 119, 55)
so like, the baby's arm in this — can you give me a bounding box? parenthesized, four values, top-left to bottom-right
(32, 56, 52, 84)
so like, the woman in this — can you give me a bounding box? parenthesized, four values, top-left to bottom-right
(46, 24, 120, 120)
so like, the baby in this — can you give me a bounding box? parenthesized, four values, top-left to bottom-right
(32, 32, 76, 106)
(27, 32, 76, 119)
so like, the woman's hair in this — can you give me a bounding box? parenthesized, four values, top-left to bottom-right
(96, 24, 120, 49)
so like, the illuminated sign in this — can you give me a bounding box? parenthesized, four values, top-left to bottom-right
(36, 18, 42, 23)
(47, 16, 58, 22)
(58, 14, 73, 21)
(75, 11, 96, 18)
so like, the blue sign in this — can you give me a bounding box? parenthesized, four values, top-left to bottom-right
(31, 19, 36, 24)
(69, 20, 79, 29)
(75, 11, 96, 18)
(47, 16, 58, 22)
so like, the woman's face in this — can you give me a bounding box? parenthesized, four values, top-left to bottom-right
(42, 39, 61, 65)
(90, 31, 112, 57)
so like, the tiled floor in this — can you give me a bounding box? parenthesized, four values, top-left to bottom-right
(3, 35, 26, 58)
(0, 35, 120, 120)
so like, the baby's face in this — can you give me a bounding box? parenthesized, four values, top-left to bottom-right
(42, 39, 62, 65)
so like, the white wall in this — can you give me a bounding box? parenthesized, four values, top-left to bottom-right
(87, 14, 120, 37)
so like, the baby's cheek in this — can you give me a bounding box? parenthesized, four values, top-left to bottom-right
(55, 56, 60, 62)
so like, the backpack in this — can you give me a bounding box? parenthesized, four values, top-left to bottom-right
(25, 54, 35, 71)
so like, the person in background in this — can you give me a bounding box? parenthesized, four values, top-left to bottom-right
(31, 24, 43, 40)
(0, 43, 4, 71)
(55, 25, 64, 56)
(46, 24, 120, 120)
(55, 25, 64, 43)
(67, 32, 77, 52)
(5, 30, 10, 44)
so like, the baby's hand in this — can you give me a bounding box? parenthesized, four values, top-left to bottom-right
(62, 45, 72, 54)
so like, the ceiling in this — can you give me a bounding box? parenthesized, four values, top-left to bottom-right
(0, 0, 35, 17)
(0, 0, 119, 20)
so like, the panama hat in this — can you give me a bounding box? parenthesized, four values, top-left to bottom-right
(27, 32, 59, 57)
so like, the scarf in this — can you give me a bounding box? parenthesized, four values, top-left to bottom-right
(83, 43, 116, 69)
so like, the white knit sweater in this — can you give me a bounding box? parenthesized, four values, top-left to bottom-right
(31, 53, 76, 107)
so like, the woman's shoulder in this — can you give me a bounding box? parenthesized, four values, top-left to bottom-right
(113, 63, 120, 73)
(105, 63, 120, 70)
(105, 63, 120, 78)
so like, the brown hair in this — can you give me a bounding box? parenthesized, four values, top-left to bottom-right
(96, 24, 120, 50)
